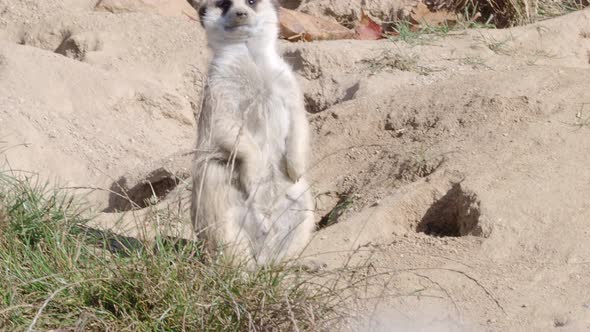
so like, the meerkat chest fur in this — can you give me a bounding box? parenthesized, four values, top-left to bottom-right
(209, 45, 296, 156)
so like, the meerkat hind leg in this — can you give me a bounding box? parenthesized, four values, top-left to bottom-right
(192, 160, 262, 265)
(255, 179, 315, 264)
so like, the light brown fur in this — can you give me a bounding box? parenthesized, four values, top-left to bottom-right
(191, 0, 315, 266)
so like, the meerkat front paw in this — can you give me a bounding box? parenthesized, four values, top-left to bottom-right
(240, 161, 265, 197)
(240, 168, 258, 196)
(286, 158, 305, 183)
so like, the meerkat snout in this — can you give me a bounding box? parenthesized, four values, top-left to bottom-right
(226, 7, 252, 28)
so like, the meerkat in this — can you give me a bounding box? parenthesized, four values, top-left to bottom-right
(190, 0, 315, 267)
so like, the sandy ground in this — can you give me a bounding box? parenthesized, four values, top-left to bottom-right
(1, 1, 590, 330)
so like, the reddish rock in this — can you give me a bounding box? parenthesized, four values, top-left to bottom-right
(279, 7, 355, 42)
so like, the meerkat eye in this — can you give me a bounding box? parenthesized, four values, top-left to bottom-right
(216, 0, 232, 12)
(247, 0, 257, 5)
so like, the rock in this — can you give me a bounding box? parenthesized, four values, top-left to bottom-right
(279, 7, 355, 41)
(95, 0, 197, 18)
(409, 2, 457, 26)
(299, 0, 417, 27)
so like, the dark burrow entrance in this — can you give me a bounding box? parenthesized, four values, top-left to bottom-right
(416, 183, 483, 237)
(317, 192, 354, 230)
(104, 168, 182, 212)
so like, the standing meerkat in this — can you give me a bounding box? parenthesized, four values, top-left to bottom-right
(191, 0, 315, 266)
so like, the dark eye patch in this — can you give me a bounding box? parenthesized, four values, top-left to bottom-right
(198, 5, 207, 27)
(215, 0, 232, 15)
(247, 0, 261, 9)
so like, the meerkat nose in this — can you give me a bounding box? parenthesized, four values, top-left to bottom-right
(235, 10, 248, 18)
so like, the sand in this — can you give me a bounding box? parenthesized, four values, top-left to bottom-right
(1, 1, 589, 330)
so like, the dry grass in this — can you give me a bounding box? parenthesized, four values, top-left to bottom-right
(0, 172, 380, 331)
(361, 49, 436, 76)
(429, 0, 588, 28)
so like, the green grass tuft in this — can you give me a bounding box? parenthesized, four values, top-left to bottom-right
(0, 172, 351, 331)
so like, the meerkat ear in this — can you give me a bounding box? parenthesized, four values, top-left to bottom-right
(188, 0, 208, 28)
(270, 0, 281, 10)
(188, 0, 202, 9)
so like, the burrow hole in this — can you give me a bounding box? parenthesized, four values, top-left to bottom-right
(105, 170, 181, 212)
(416, 183, 483, 237)
(317, 192, 354, 230)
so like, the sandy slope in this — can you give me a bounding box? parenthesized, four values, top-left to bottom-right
(1, 1, 589, 330)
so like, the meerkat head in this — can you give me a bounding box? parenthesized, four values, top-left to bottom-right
(197, 0, 279, 48)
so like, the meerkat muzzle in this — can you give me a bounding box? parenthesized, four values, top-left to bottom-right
(225, 9, 251, 30)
